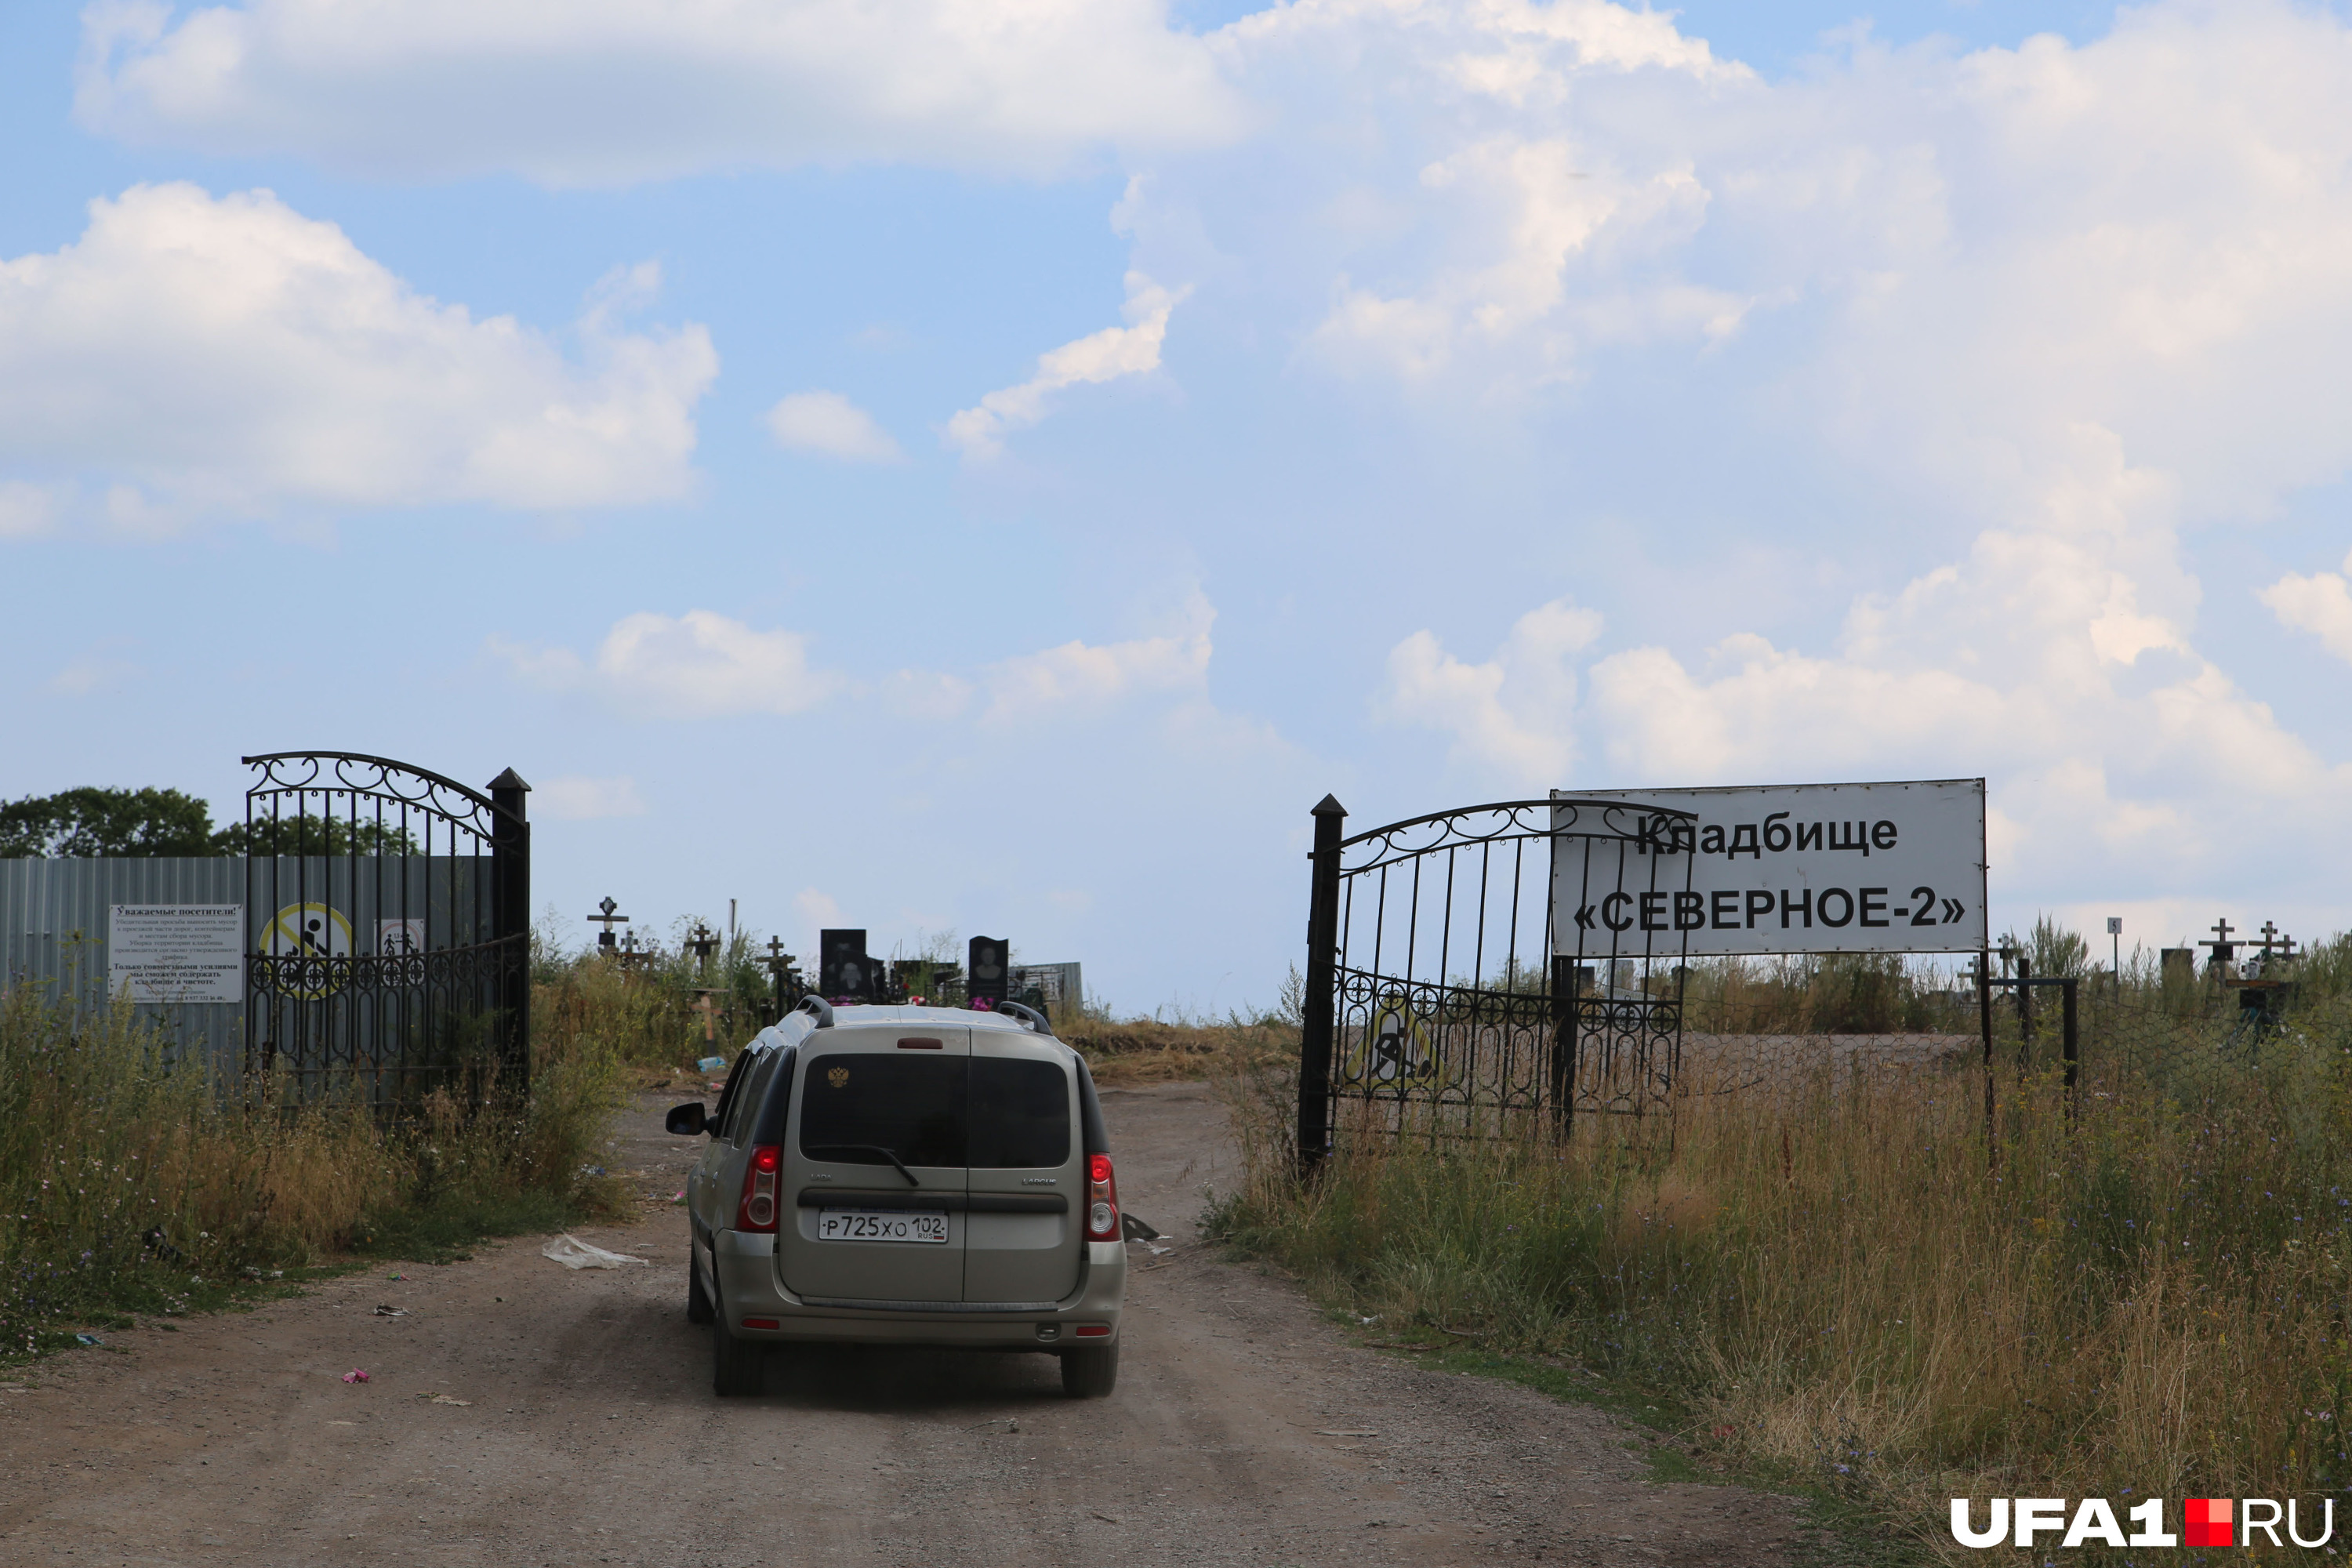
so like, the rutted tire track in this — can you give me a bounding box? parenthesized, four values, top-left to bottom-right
(0, 1083, 1806, 1566)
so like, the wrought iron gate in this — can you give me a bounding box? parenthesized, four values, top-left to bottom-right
(242, 753, 530, 1105)
(1295, 794, 1697, 1167)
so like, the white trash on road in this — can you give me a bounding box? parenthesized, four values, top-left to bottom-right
(540, 1235, 647, 1270)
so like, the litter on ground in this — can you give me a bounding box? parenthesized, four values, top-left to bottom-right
(341, 1369, 370, 1384)
(540, 1235, 647, 1270)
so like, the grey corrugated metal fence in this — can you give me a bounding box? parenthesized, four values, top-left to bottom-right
(0, 857, 245, 1065)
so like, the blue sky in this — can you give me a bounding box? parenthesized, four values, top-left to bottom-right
(3, 0, 2349, 1012)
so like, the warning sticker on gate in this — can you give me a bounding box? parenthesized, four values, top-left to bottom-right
(376, 919, 425, 956)
(1340, 993, 1456, 1091)
(1550, 779, 1987, 957)
(261, 902, 354, 997)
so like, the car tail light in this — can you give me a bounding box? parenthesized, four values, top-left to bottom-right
(1084, 1152, 1119, 1242)
(739, 1145, 781, 1232)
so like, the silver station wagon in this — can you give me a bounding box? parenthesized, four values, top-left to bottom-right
(667, 997, 1127, 1398)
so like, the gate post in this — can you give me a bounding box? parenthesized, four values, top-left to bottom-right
(1977, 946, 1995, 1171)
(2061, 976, 2079, 1117)
(489, 768, 532, 1095)
(2015, 953, 2034, 1073)
(1548, 954, 1578, 1142)
(1297, 795, 1346, 1176)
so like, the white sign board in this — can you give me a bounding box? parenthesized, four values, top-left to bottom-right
(110, 904, 245, 1004)
(1551, 779, 1987, 956)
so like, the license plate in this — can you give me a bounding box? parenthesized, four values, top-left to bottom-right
(816, 1210, 948, 1243)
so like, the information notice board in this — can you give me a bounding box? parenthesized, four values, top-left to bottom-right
(109, 904, 245, 1004)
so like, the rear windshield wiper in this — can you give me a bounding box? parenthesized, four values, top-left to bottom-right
(803, 1144, 920, 1186)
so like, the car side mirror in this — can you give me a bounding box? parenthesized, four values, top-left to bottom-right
(665, 1102, 710, 1137)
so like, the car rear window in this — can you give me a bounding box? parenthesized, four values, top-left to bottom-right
(968, 1058, 1070, 1169)
(799, 1054, 965, 1168)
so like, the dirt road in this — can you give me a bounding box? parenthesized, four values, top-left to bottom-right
(0, 1084, 1807, 1566)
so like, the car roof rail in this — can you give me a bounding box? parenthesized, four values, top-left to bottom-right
(992, 1000, 1055, 1038)
(794, 995, 836, 1029)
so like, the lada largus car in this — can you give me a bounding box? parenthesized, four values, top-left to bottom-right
(666, 996, 1127, 1398)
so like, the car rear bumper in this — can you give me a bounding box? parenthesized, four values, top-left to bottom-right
(710, 1230, 1127, 1347)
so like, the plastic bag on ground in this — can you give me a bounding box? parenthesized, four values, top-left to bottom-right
(540, 1235, 647, 1270)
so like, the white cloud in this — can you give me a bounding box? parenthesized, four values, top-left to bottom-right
(495, 595, 1232, 728)
(794, 887, 844, 933)
(764, 390, 903, 463)
(0, 481, 66, 539)
(492, 610, 840, 719)
(946, 273, 1185, 457)
(533, 775, 649, 820)
(1380, 597, 1602, 786)
(1385, 447, 2350, 893)
(879, 670, 975, 721)
(49, 640, 142, 696)
(982, 592, 1213, 717)
(2260, 550, 2352, 664)
(0, 183, 714, 523)
(76, 0, 1243, 183)
(1235, 0, 2352, 919)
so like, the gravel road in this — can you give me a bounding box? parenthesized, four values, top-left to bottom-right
(0, 1083, 1807, 1566)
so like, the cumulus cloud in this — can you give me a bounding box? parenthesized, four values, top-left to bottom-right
(75, 0, 1243, 183)
(492, 610, 840, 719)
(0, 183, 714, 524)
(946, 274, 1185, 457)
(764, 390, 903, 463)
(1386, 443, 2348, 902)
(1251, 0, 2352, 934)
(495, 594, 1231, 728)
(982, 592, 1213, 717)
(532, 775, 650, 820)
(1380, 598, 1602, 786)
(2260, 551, 2352, 665)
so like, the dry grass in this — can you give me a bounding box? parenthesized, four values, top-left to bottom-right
(1212, 978, 2352, 1558)
(1065, 1016, 1293, 1085)
(2, 975, 631, 1357)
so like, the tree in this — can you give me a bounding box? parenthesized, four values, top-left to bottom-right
(0, 787, 219, 857)
(212, 816, 419, 857)
(0, 787, 422, 858)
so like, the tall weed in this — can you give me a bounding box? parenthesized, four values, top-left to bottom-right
(1217, 961, 2352, 1552)
(2, 971, 631, 1357)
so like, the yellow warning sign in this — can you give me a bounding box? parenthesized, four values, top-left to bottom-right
(260, 902, 353, 998)
(1340, 993, 1452, 1091)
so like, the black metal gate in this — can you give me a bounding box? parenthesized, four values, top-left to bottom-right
(242, 753, 530, 1105)
(1296, 794, 1697, 1167)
